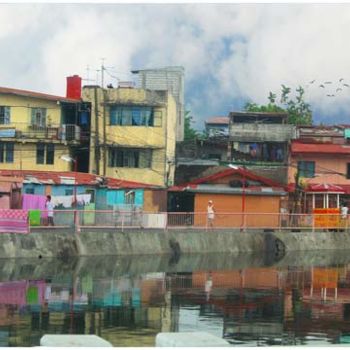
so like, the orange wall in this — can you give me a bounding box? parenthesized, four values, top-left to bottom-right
(192, 268, 280, 289)
(194, 193, 281, 228)
(289, 154, 350, 185)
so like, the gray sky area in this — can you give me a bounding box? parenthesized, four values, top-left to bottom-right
(1, 3, 350, 128)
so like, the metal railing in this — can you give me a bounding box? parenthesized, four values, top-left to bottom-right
(28, 210, 350, 233)
(0, 123, 83, 141)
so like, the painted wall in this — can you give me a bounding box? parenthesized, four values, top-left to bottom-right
(288, 153, 350, 185)
(194, 193, 281, 228)
(143, 189, 167, 212)
(0, 94, 72, 172)
(0, 94, 61, 131)
(0, 143, 71, 172)
(82, 87, 177, 187)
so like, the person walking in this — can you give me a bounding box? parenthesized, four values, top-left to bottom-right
(341, 202, 348, 231)
(46, 195, 54, 226)
(207, 200, 215, 229)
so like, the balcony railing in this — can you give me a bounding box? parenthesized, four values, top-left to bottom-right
(0, 123, 82, 142)
(21, 210, 350, 233)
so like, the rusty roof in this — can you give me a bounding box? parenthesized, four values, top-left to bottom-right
(0, 86, 80, 103)
(0, 170, 158, 189)
(205, 116, 229, 125)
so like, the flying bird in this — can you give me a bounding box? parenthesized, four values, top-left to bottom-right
(324, 81, 332, 84)
(340, 78, 344, 82)
(336, 88, 342, 92)
(327, 94, 335, 97)
(309, 79, 316, 84)
(319, 84, 325, 88)
(344, 83, 350, 87)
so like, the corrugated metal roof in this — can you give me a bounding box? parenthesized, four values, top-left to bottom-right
(169, 167, 285, 193)
(205, 116, 229, 125)
(0, 86, 80, 103)
(0, 170, 158, 189)
(291, 142, 350, 154)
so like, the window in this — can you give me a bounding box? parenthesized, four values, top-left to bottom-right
(124, 191, 135, 205)
(31, 108, 46, 128)
(65, 189, 73, 196)
(0, 106, 10, 124)
(110, 106, 161, 126)
(25, 188, 35, 194)
(109, 148, 152, 168)
(0, 142, 14, 163)
(36, 143, 54, 164)
(298, 161, 315, 178)
(85, 189, 95, 203)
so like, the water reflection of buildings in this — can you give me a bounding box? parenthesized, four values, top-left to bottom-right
(0, 273, 173, 347)
(2, 265, 350, 346)
(167, 266, 350, 345)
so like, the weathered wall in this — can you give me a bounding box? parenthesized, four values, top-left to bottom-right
(1, 229, 350, 259)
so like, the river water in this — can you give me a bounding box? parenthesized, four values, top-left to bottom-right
(1, 250, 350, 347)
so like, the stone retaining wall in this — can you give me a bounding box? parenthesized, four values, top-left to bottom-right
(0, 229, 349, 259)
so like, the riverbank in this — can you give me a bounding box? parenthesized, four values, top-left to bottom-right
(0, 228, 350, 259)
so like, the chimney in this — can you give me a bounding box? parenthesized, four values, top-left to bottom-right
(66, 75, 82, 100)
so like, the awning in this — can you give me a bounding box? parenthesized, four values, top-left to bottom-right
(307, 183, 345, 193)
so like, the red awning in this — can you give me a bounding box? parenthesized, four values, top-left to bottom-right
(307, 183, 345, 193)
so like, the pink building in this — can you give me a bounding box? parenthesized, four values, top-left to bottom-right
(288, 125, 350, 212)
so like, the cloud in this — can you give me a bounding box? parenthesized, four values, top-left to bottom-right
(1, 4, 350, 128)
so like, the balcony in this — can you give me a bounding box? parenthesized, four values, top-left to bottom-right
(229, 123, 296, 143)
(0, 123, 82, 142)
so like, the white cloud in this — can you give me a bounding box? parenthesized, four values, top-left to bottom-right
(1, 4, 350, 126)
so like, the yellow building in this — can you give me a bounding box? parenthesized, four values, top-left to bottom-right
(0, 86, 90, 173)
(82, 86, 177, 187)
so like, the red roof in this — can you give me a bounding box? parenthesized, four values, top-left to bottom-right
(169, 167, 285, 192)
(308, 183, 345, 193)
(205, 116, 229, 125)
(291, 142, 350, 154)
(287, 182, 350, 194)
(0, 170, 157, 189)
(0, 86, 80, 103)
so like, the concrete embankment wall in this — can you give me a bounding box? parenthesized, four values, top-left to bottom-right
(0, 229, 350, 259)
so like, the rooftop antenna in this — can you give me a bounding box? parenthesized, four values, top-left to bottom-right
(82, 65, 95, 84)
(101, 58, 106, 88)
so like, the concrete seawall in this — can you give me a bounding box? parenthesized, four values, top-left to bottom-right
(0, 229, 350, 259)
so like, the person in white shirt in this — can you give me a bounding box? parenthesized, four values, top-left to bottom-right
(46, 195, 54, 226)
(207, 200, 215, 228)
(341, 202, 349, 231)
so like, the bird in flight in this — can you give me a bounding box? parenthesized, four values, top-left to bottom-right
(327, 94, 335, 97)
(309, 79, 316, 84)
(324, 81, 332, 84)
(336, 88, 342, 92)
(319, 84, 325, 88)
(340, 78, 344, 82)
(344, 83, 350, 87)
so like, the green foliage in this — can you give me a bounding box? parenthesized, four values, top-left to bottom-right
(184, 111, 199, 140)
(244, 85, 313, 125)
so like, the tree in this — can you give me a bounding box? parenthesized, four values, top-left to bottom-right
(184, 111, 199, 140)
(244, 85, 312, 125)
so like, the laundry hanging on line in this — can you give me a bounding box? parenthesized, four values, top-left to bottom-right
(51, 194, 91, 208)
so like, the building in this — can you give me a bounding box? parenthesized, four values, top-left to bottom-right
(0, 77, 90, 173)
(288, 125, 350, 213)
(168, 167, 287, 229)
(205, 116, 229, 138)
(82, 84, 177, 187)
(131, 67, 185, 142)
(229, 111, 296, 184)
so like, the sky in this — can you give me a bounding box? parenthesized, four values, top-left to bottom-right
(1, 3, 350, 129)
